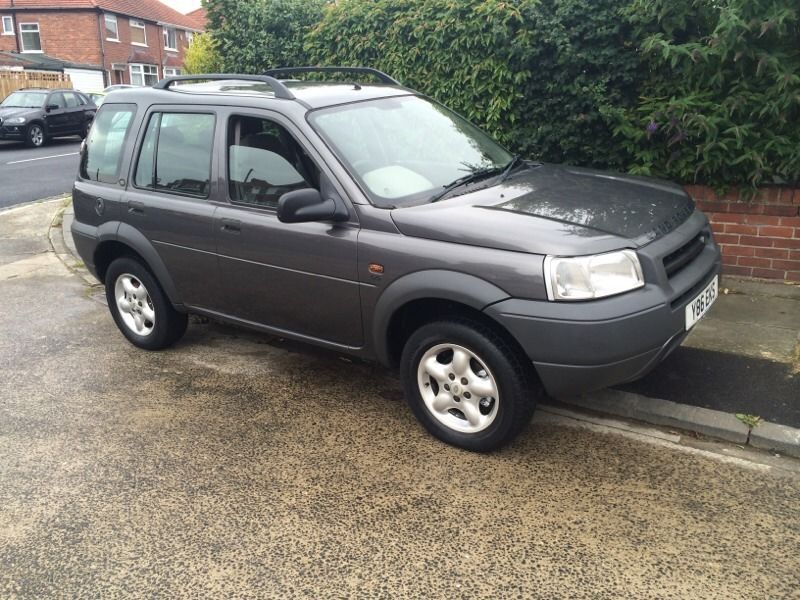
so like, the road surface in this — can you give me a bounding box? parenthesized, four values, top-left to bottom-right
(0, 138, 81, 208)
(0, 199, 798, 599)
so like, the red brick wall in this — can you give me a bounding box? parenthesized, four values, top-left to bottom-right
(16, 11, 103, 65)
(2, 10, 191, 85)
(684, 185, 800, 282)
(0, 13, 17, 52)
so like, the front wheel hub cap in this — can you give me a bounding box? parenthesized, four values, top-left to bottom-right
(417, 343, 499, 434)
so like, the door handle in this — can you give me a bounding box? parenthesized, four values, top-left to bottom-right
(221, 218, 241, 233)
(127, 200, 145, 215)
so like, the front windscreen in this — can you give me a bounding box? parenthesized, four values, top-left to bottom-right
(309, 95, 512, 207)
(1, 91, 46, 108)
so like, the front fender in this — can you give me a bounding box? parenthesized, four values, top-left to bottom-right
(371, 269, 511, 365)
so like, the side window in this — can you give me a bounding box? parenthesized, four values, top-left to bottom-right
(227, 115, 319, 209)
(48, 93, 66, 109)
(79, 103, 135, 184)
(64, 92, 79, 108)
(133, 112, 215, 198)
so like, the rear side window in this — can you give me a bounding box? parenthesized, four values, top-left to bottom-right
(79, 103, 135, 184)
(134, 112, 215, 198)
(64, 92, 79, 108)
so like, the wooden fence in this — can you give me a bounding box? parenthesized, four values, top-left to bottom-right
(0, 71, 72, 100)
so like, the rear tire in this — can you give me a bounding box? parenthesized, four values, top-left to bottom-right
(400, 319, 540, 452)
(105, 257, 187, 350)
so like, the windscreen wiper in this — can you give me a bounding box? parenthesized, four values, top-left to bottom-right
(429, 166, 503, 203)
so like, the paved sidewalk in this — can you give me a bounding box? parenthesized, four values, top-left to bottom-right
(618, 278, 799, 427)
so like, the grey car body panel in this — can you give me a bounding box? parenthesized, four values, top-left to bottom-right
(71, 83, 723, 399)
(390, 164, 695, 256)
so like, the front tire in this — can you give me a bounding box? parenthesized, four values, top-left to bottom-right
(25, 123, 45, 148)
(400, 319, 540, 452)
(105, 257, 187, 350)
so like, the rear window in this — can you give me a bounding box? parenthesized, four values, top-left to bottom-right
(79, 103, 135, 184)
(133, 112, 215, 198)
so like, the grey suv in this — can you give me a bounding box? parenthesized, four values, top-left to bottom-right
(71, 68, 721, 451)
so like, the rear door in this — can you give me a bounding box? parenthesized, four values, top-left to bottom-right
(122, 106, 222, 311)
(62, 92, 84, 134)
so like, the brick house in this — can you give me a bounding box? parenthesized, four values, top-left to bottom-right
(0, 0, 202, 90)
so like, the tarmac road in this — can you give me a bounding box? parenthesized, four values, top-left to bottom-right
(0, 139, 82, 208)
(1, 200, 799, 599)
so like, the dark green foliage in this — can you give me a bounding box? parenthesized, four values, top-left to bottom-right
(306, 0, 643, 170)
(611, 0, 800, 191)
(203, 0, 326, 73)
(204, 0, 799, 191)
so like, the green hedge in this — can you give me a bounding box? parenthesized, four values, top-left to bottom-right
(306, 0, 642, 171)
(204, 0, 800, 191)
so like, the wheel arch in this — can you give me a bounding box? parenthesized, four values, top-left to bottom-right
(373, 270, 522, 367)
(94, 224, 183, 307)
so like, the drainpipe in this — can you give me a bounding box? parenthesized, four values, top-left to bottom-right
(10, 2, 21, 54)
(96, 9, 108, 86)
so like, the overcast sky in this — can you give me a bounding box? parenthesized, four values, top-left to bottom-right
(161, 0, 202, 14)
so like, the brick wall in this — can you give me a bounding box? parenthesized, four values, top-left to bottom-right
(684, 185, 800, 282)
(0, 10, 191, 85)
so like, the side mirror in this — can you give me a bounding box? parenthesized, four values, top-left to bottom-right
(277, 187, 348, 224)
(46, 104, 59, 112)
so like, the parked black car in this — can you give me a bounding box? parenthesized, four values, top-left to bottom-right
(0, 88, 96, 147)
(71, 68, 721, 452)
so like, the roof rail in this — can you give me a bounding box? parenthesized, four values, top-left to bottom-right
(153, 74, 295, 100)
(263, 66, 400, 86)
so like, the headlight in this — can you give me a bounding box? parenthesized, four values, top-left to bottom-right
(544, 250, 644, 301)
(5, 117, 26, 124)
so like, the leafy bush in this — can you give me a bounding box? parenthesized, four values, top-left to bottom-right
(204, 0, 326, 73)
(183, 33, 222, 74)
(306, 0, 643, 169)
(611, 0, 800, 191)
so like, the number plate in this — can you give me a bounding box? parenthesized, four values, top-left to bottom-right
(685, 275, 718, 330)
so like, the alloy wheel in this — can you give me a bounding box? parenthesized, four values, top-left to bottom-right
(114, 273, 156, 336)
(416, 343, 499, 433)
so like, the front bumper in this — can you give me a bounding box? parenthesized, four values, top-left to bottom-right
(485, 211, 721, 397)
(0, 125, 25, 140)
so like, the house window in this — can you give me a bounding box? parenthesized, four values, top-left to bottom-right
(163, 68, 181, 78)
(1, 16, 13, 35)
(104, 14, 118, 41)
(185, 31, 194, 46)
(163, 27, 177, 50)
(130, 19, 147, 46)
(20, 23, 42, 53)
(130, 64, 158, 86)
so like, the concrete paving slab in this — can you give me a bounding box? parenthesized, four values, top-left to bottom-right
(750, 421, 800, 458)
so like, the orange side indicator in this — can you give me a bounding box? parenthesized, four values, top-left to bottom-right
(368, 263, 384, 274)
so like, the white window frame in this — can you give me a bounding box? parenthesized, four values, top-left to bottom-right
(129, 19, 147, 47)
(104, 14, 118, 42)
(1, 16, 13, 35)
(129, 63, 159, 87)
(163, 67, 181, 78)
(19, 23, 42, 53)
(163, 26, 177, 51)
(185, 31, 194, 46)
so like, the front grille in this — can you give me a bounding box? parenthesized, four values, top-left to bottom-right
(663, 233, 705, 278)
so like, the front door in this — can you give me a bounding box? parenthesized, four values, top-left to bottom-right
(122, 107, 221, 310)
(44, 92, 69, 136)
(214, 111, 362, 348)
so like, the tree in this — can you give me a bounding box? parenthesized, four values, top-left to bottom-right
(183, 33, 222, 74)
(203, 0, 326, 73)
